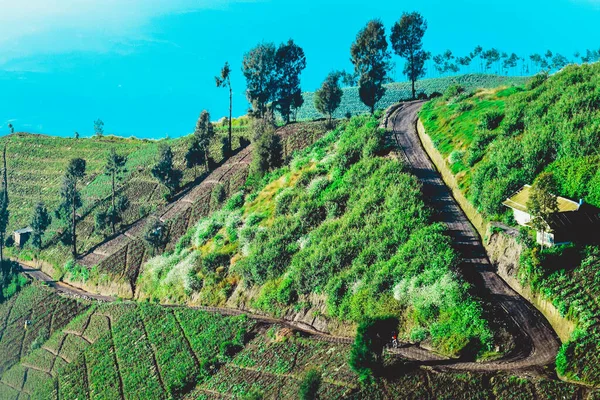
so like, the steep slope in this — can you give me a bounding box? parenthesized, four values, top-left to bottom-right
(136, 115, 495, 358)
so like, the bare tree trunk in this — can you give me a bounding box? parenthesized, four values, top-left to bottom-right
(72, 182, 77, 258)
(111, 173, 116, 234)
(228, 84, 233, 156)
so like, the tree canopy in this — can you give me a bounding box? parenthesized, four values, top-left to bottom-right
(391, 11, 430, 99)
(350, 20, 391, 114)
(314, 71, 343, 125)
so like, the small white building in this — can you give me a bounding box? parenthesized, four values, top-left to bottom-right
(502, 185, 583, 247)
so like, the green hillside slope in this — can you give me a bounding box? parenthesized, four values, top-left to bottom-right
(4, 126, 250, 269)
(137, 115, 493, 358)
(295, 74, 529, 120)
(419, 62, 600, 385)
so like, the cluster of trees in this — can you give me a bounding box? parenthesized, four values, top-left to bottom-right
(428, 47, 600, 77)
(312, 12, 430, 120)
(242, 40, 307, 123)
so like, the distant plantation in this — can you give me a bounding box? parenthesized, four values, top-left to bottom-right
(296, 74, 528, 121)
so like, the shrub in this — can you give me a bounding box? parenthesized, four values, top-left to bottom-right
(444, 84, 465, 100)
(298, 369, 322, 400)
(457, 101, 473, 112)
(478, 110, 504, 130)
(210, 184, 226, 211)
(527, 72, 548, 90)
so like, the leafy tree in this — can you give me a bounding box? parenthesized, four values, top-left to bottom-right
(104, 148, 127, 234)
(95, 195, 129, 236)
(143, 217, 168, 256)
(314, 71, 343, 126)
(57, 158, 86, 258)
(74, 131, 79, 139)
(299, 368, 322, 400)
(390, 11, 430, 99)
(210, 183, 226, 211)
(242, 43, 278, 118)
(350, 19, 391, 114)
(482, 48, 500, 72)
(194, 110, 215, 171)
(185, 136, 205, 179)
(470, 45, 484, 72)
(274, 39, 306, 124)
(251, 127, 282, 178)
(502, 53, 519, 74)
(349, 316, 398, 383)
(7, 124, 14, 134)
(551, 54, 569, 71)
(31, 202, 51, 252)
(93, 119, 104, 137)
(0, 146, 8, 261)
(527, 172, 559, 249)
(215, 62, 233, 156)
(339, 70, 358, 87)
(151, 144, 182, 199)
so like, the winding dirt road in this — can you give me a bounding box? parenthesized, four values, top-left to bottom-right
(387, 101, 561, 370)
(18, 103, 562, 373)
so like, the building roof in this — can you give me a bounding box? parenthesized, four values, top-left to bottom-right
(502, 185, 581, 213)
(14, 227, 33, 234)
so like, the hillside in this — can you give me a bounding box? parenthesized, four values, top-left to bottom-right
(3, 126, 251, 269)
(295, 74, 529, 120)
(418, 63, 600, 385)
(136, 115, 495, 358)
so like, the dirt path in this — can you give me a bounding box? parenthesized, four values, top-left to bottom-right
(387, 101, 561, 370)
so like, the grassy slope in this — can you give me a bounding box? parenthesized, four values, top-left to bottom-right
(419, 63, 600, 385)
(137, 115, 493, 358)
(4, 126, 250, 268)
(296, 74, 529, 120)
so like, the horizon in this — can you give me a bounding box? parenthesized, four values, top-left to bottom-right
(1, 0, 599, 138)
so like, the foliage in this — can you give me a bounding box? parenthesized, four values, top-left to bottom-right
(526, 172, 558, 242)
(151, 144, 182, 198)
(274, 40, 307, 123)
(30, 202, 51, 251)
(251, 131, 283, 178)
(420, 63, 600, 217)
(349, 317, 397, 382)
(350, 20, 391, 114)
(298, 368, 322, 400)
(390, 12, 430, 99)
(143, 217, 168, 256)
(314, 71, 343, 125)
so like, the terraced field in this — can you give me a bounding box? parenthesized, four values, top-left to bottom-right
(0, 284, 89, 378)
(0, 298, 255, 400)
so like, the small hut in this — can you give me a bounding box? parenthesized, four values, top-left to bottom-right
(14, 227, 33, 248)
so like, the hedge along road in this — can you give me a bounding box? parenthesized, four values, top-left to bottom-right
(18, 102, 562, 372)
(387, 100, 561, 371)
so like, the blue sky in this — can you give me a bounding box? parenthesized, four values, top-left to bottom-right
(1, 0, 599, 138)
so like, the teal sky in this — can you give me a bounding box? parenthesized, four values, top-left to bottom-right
(1, 0, 599, 138)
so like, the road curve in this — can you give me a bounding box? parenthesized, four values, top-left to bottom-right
(387, 101, 561, 370)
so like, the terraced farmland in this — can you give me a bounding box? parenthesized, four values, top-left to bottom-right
(0, 283, 89, 377)
(0, 297, 255, 400)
